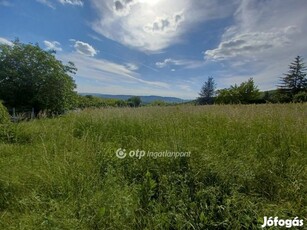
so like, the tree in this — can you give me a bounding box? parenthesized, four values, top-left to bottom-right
(198, 77, 216, 104)
(215, 78, 260, 104)
(237, 78, 260, 103)
(0, 40, 77, 114)
(127, 96, 142, 107)
(278, 56, 307, 102)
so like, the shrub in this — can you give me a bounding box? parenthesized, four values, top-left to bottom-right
(0, 102, 13, 142)
(0, 101, 10, 124)
(293, 91, 307, 102)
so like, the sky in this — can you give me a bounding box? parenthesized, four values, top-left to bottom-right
(1, 0, 307, 99)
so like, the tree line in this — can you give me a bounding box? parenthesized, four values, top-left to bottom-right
(77, 95, 142, 109)
(1, 40, 306, 117)
(198, 56, 307, 104)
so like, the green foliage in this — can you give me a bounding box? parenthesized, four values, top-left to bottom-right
(0, 102, 15, 143)
(127, 96, 142, 107)
(0, 39, 77, 114)
(0, 104, 306, 229)
(198, 77, 216, 105)
(216, 78, 260, 104)
(148, 100, 169, 106)
(259, 90, 279, 103)
(278, 56, 307, 102)
(293, 91, 307, 102)
(0, 101, 10, 124)
(77, 95, 127, 108)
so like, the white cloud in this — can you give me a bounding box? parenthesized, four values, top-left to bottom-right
(112, 0, 137, 16)
(156, 58, 203, 69)
(58, 0, 83, 6)
(126, 63, 138, 71)
(0, 37, 13, 46)
(36, 0, 83, 8)
(205, 28, 295, 60)
(205, 0, 307, 61)
(91, 0, 237, 52)
(144, 12, 184, 33)
(204, 0, 307, 89)
(43, 40, 62, 51)
(36, 0, 55, 9)
(156, 58, 183, 68)
(59, 52, 168, 88)
(74, 41, 97, 57)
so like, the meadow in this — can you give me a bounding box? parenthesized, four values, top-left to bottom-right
(0, 104, 306, 229)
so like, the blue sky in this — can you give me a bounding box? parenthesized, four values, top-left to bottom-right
(1, 0, 307, 99)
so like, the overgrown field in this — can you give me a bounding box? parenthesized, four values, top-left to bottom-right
(0, 104, 306, 229)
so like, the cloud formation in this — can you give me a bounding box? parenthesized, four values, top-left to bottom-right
(205, 0, 307, 61)
(156, 58, 203, 69)
(113, 0, 136, 16)
(59, 52, 168, 88)
(91, 0, 237, 52)
(58, 0, 83, 6)
(203, 0, 307, 90)
(144, 12, 184, 33)
(126, 63, 138, 71)
(44, 40, 62, 51)
(205, 28, 296, 60)
(36, 0, 83, 8)
(74, 41, 97, 56)
(0, 37, 13, 46)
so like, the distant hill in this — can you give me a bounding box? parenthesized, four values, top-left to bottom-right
(79, 93, 190, 104)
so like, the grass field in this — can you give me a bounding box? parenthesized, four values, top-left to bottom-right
(0, 104, 306, 229)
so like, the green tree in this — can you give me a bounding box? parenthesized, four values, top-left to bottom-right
(127, 96, 142, 107)
(0, 40, 77, 114)
(215, 87, 239, 104)
(278, 56, 307, 102)
(198, 77, 216, 104)
(216, 78, 260, 104)
(237, 78, 260, 103)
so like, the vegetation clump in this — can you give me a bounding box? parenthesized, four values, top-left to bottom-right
(0, 101, 10, 124)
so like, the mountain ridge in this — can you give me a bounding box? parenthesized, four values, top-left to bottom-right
(79, 93, 191, 104)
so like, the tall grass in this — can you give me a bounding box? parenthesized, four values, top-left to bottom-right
(0, 104, 306, 229)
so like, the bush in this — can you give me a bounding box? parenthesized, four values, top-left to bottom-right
(0, 102, 13, 142)
(215, 78, 260, 104)
(293, 91, 307, 102)
(0, 101, 10, 124)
